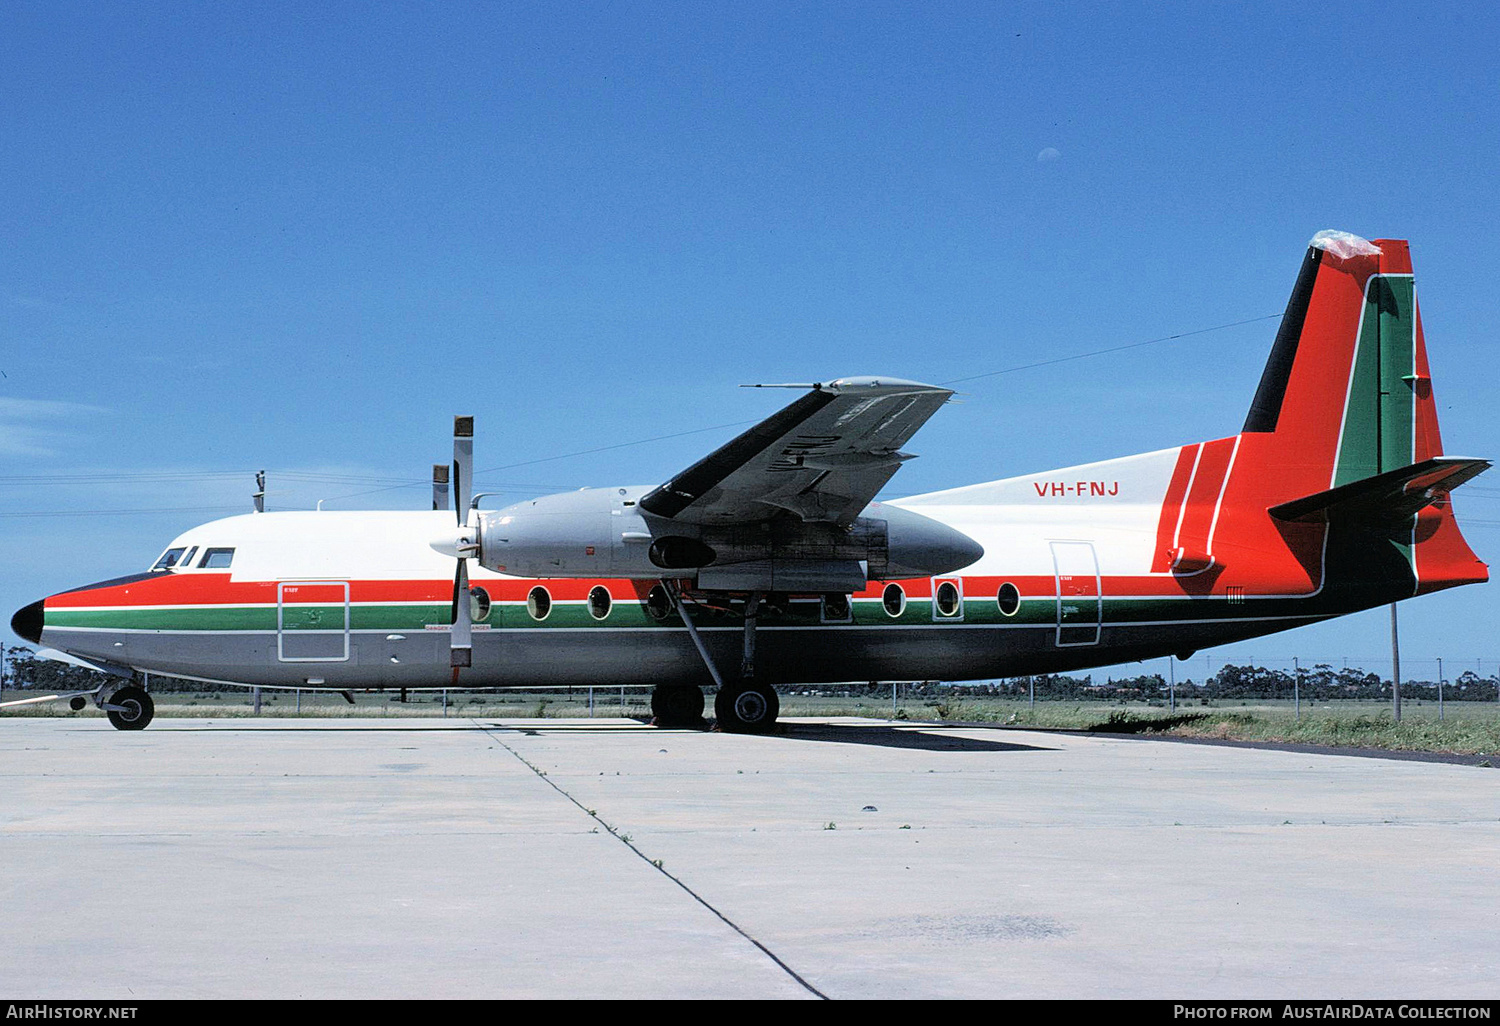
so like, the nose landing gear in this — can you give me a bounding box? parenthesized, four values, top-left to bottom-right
(0, 674, 154, 730)
(103, 685, 154, 731)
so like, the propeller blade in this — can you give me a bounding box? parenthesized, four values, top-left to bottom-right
(451, 558, 472, 668)
(452, 416, 473, 526)
(432, 464, 449, 511)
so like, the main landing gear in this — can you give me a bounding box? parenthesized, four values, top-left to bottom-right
(714, 680, 779, 734)
(650, 684, 705, 728)
(661, 583, 781, 734)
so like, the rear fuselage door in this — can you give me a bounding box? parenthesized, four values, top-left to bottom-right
(1050, 541, 1101, 647)
(277, 581, 351, 662)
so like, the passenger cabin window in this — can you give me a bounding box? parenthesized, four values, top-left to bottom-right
(469, 586, 492, 622)
(882, 583, 905, 617)
(151, 547, 186, 572)
(199, 548, 235, 569)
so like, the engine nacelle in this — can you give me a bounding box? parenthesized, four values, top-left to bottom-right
(459, 486, 983, 592)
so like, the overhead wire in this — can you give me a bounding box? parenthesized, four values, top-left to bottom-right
(312, 419, 765, 505)
(937, 312, 1284, 386)
(0, 310, 1293, 515)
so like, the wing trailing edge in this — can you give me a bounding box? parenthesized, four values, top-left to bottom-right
(639, 377, 952, 526)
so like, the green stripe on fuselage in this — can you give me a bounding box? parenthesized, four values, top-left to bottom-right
(47, 604, 449, 632)
(46, 588, 1387, 638)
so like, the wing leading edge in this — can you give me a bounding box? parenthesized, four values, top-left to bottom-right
(638, 377, 953, 527)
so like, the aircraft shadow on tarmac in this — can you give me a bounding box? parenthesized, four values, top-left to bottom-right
(132, 719, 1054, 752)
(766, 721, 1054, 753)
(487, 719, 1056, 753)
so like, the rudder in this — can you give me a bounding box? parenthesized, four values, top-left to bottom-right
(1242, 230, 1439, 485)
(1233, 230, 1485, 596)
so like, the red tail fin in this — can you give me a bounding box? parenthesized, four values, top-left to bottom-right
(1206, 231, 1485, 597)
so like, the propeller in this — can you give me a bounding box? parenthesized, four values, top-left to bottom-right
(449, 416, 476, 671)
(432, 463, 449, 511)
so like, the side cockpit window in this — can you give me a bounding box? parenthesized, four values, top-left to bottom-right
(199, 547, 235, 569)
(151, 547, 187, 572)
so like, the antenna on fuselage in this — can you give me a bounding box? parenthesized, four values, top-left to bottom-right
(253, 470, 265, 514)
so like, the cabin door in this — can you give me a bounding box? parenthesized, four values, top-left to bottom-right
(277, 581, 351, 662)
(1050, 542, 1101, 647)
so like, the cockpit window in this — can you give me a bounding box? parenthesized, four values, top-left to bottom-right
(199, 547, 235, 569)
(151, 547, 187, 572)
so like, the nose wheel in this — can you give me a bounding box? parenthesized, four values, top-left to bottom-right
(104, 685, 154, 731)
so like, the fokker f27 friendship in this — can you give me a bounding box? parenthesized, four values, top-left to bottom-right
(9, 231, 1489, 732)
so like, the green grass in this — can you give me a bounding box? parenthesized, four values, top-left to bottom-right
(5, 689, 1497, 757)
(759, 695, 1500, 756)
(902, 697, 1500, 757)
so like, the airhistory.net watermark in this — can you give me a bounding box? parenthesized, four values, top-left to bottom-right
(6, 1007, 137, 1020)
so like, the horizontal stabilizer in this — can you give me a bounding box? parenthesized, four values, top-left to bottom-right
(1268, 457, 1490, 525)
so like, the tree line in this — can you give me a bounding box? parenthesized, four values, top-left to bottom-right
(966, 663, 1500, 702)
(3, 645, 1498, 702)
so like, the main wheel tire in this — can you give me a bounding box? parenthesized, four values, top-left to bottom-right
(714, 682, 779, 734)
(106, 686, 154, 731)
(650, 685, 705, 727)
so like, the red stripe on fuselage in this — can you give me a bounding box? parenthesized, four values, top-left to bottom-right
(45, 573, 451, 609)
(1151, 444, 1199, 572)
(47, 569, 1335, 613)
(1174, 436, 1236, 562)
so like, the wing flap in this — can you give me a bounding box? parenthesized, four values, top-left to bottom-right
(639, 378, 952, 526)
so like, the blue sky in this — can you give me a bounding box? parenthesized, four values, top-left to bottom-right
(4, 2, 1499, 681)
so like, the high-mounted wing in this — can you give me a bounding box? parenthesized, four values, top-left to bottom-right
(638, 377, 953, 527)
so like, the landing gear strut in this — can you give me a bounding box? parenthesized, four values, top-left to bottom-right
(665, 582, 780, 734)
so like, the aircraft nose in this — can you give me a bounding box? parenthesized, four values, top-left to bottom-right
(11, 599, 44, 645)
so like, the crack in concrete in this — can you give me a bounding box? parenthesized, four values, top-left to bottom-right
(474, 720, 827, 1000)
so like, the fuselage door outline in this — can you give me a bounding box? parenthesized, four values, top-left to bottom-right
(276, 580, 352, 663)
(1050, 541, 1102, 647)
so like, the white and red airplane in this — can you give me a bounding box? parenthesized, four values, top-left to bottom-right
(9, 231, 1488, 732)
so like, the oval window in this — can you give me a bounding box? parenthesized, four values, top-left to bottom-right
(527, 586, 552, 621)
(645, 584, 673, 621)
(997, 582, 1020, 617)
(882, 583, 905, 618)
(469, 586, 492, 622)
(935, 581, 961, 617)
(587, 585, 612, 620)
